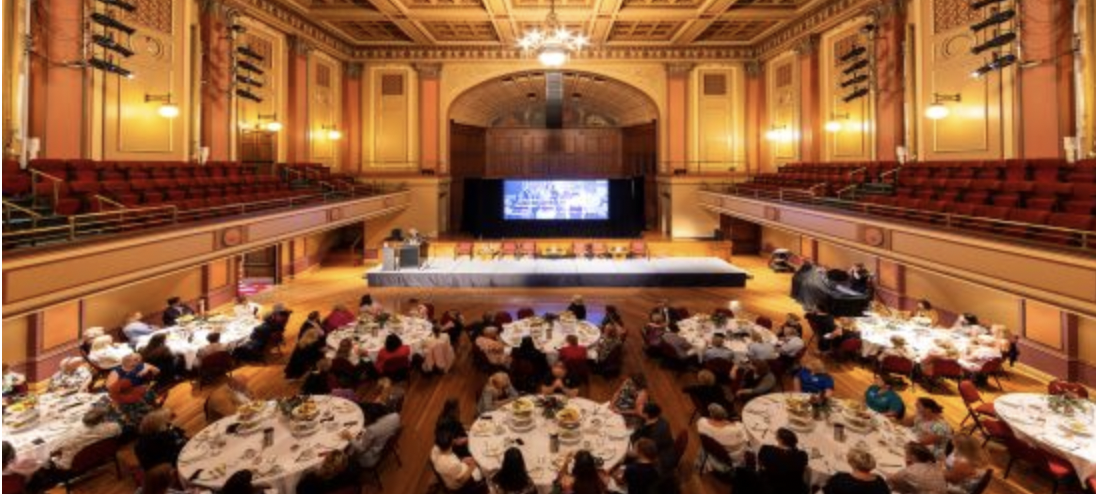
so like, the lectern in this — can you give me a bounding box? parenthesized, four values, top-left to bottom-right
(381, 242, 426, 270)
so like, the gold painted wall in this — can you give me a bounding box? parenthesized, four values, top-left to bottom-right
(82, 267, 204, 331)
(1080, 0, 1096, 159)
(1023, 300, 1062, 350)
(912, 0, 1012, 161)
(3, 0, 25, 157)
(309, 51, 342, 169)
(761, 227, 802, 254)
(95, 0, 194, 161)
(689, 65, 747, 173)
(821, 18, 875, 162)
(1079, 315, 1096, 366)
(3, 316, 30, 364)
(236, 19, 288, 163)
(363, 64, 417, 172)
(766, 52, 801, 167)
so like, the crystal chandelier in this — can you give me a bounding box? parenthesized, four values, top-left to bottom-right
(517, 0, 588, 68)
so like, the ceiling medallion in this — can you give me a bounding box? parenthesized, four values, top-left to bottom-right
(517, 0, 589, 68)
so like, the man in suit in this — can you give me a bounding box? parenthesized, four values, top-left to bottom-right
(161, 297, 195, 327)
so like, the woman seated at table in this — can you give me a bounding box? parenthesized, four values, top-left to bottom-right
(868, 300, 894, 318)
(299, 311, 324, 342)
(233, 295, 263, 319)
(944, 435, 988, 494)
(746, 330, 777, 362)
(684, 370, 731, 414)
(888, 443, 946, 494)
(122, 312, 157, 346)
(558, 334, 589, 367)
(779, 313, 804, 338)
(696, 404, 747, 473)
(600, 305, 624, 332)
(511, 337, 550, 384)
(47, 357, 92, 394)
(331, 338, 367, 370)
(911, 299, 940, 326)
(196, 332, 228, 364)
(540, 362, 579, 397)
(904, 398, 952, 460)
(301, 358, 336, 396)
(733, 359, 778, 402)
(440, 309, 466, 348)
(3, 441, 43, 487)
(323, 304, 357, 334)
(793, 361, 835, 398)
(822, 448, 891, 494)
(478, 372, 520, 415)
(134, 408, 188, 471)
(643, 313, 669, 350)
(758, 428, 809, 494)
(423, 326, 456, 374)
(49, 407, 123, 471)
(431, 430, 485, 493)
(206, 375, 254, 421)
(297, 450, 355, 494)
(593, 323, 623, 365)
(375, 334, 412, 375)
(959, 336, 1002, 373)
(359, 293, 376, 314)
(140, 333, 182, 383)
(106, 353, 159, 429)
(556, 450, 609, 494)
(406, 298, 430, 319)
(489, 447, 536, 494)
(476, 327, 512, 367)
(566, 295, 588, 321)
(222, 470, 267, 494)
(878, 335, 916, 362)
(613, 439, 662, 494)
(950, 313, 986, 336)
(435, 399, 472, 458)
(609, 373, 649, 426)
(864, 374, 905, 419)
(285, 327, 326, 380)
(88, 331, 131, 369)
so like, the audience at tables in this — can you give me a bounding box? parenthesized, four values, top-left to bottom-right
(140, 333, 182, 383)
(206, 375, 254, 421)
(794, 360, 835, 398)
(2, 364, 27, 398)
(651, 299, 680, 325)
(600, 305, 624, 331)
(702, 333, 735, 363)
(122, 312, 156, 345)
(822, 448, 891, 494)
(643, 313, 669, 350)
(696, 403, 747, 473)
(912, 299, 940, 326)
(864, 374, 906, 419)
(541, 362, 579, 397)
(106, 353, 159, 429)
(878, 336, 916, 362)
(944, 436, 989, 494)
(48, 357, 93, 394)
(3, 441, 44, 491)
(733, 359, 778, 402)
(613, 438, 662, 494)
(489, 447, 537, 494)
(435, 398, 472, 458)
(476, 327, 512, 367)
(299, 311, 325, 341)
(285, 327, 326, 379)
(233, 296, 262, 319)
(950, 313, 985, 336)
(905, 397, 953, 460)
(161, 297, 195, 327)
(593, 323, 623, 365)
(134, 408, 189, 471)
(87, 330, 131, 369)
(888, 442, 947, 494)
(685, 369, 731, 413)
(423, 326, 457, 374)
(346, 404, 402, 470)
(779, 313, 804, 337)
(609, 373, 649, 427)
(301, 358, 335, 396)
(959, 335, 1003, 373)
(630, 403, 676, 474)
(758, 428, 809, 494)
(565, 295, 588, 321)
(512, 336, 550, 383)
(869, 300, 894, 318)
(478, 372, 520, 414)
(660, 325, 692, 359)
(51, 407, 123, 471)
(777, 326, 805, 362)
(746, 330, 778, 362)
(359, 294, 376, 314)
(440, 309, 467, 347)
(432, 429, 484, 493)
(323, 304, 357, 333)
(375, 334, 412, 375)
(556, 450, 609, 494)
(141, 464, 187, 494)
(196, 332, 228, 363)
(296, 450, 355, 494)
(558, 334, 588, 366)
(405, 298, 430, 319)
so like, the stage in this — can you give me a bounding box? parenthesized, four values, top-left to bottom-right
(364, 257, 749, 288)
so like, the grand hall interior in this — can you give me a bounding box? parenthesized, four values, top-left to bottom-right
(2, 0, 1096, 493)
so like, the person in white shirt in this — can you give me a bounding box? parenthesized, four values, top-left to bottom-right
(345, 408, 401, 469)
(959, 336, 1003, 373)
(195, 332, 228, 363)
(702, 334, 735, 363)
(431, 430, 482, 491)
(778, 327, 805, 357)
(746, 330, 777, 362)
(122, 312, 156, 346)
(51, 407, 122, 470)
(48, 357, 93, 394)
(233, 296, 262, 320)
(696, 404, 748, 473)
(88, 334, 132, 369)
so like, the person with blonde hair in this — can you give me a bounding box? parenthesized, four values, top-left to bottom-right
(685, 369, 730, 413)
(476, 326, 511, 367)
(869, 300, 893, 318)
(696, 403, 747, 472)
(48, 357, 92, 394)
(478, 372, 519, 414)
(746, 329, 777, 361)
(284, 327, 326, 379)
(779, 313, 804, 337)
(878, 335, 916, 362)
(911, 299, 940, 326)
(206, 375, 254, 421)
(88, 333, 132, 369)
(296, 449, 355, 494)
(823, 449, 890, 494)
(945, 435, 988, 494)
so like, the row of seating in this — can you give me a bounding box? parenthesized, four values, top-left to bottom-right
(894, 178, 1096, 214)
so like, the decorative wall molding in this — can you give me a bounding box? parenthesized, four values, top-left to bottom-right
(345, 62, 364, 78)
(413, 62, 443, 79)
(226, 0, 354, 58)
(794, 33, 821, 55)
(665, 62, 696, 77)
(288, 35, 314, 56)
(756, 0, 876, 60)
(351, 46, 756, 62)
(744, 60, 763, 78)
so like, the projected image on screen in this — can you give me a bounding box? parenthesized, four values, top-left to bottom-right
(503, 180, 609, 220)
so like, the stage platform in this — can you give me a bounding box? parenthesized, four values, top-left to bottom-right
(365, 257, 749, 288)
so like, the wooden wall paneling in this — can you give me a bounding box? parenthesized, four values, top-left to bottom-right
(766, 52, 801, 167)
(308, 52, 341, 168)
(483, 128, 625, 178)
(821, 19, 875, 162)
(367, 66, 416, 171)
(236, 19, 287, 163)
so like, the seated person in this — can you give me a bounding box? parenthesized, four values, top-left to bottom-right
(301, 358, 335, 396)
(945, 436, 990, 494)
(609, 374, 649, 426)
(864, 374, 905, 419)
(323, 304, 357, 333)
(746, 330, 777, 362)
(758, 428, 810, 494)
(206, 375, 254, 421)
(345, 406, 401, 469)
(905, 398, 953, 460)
(122, 312, 156, 346)
(161, 296, 195, 327)
(629, 403, 677, 474)
(296, 450, 355, 494)
(868, 300, 893, 318)
(284, 328, 326, 379)
(431, 430, 483, 493)
(566, 295, 587, 321)
(50, 407, 123, 471)
(793, 361, 835, 398)
(805, 311, 838, 352)
(405, 298, 430, 319)
(435, 399, 471, 459)
(299, 311, 325, 342)
(951, 313, 987, 337)
(263, 303, 293, 333)
(661, 325, 693, 359)
(478, 372, 520, 415)
(511, 337, 550, 384)
(87, 332, 132, 369)
(696, 404, 748, 472)
(1, 364, 26, 397)
(849, 263, 873, 294)
(556, 450, 610, 494)
(733, 359, 778, 401)
(422, 326, 456, 374)
(702, 333, 735, 363)
(600, 305, 624, 330)
(612, 439, 661, 494)
(3, 441, 42, 485)
(643, 313, 669, 349)
(921, 339, 961, 376)
(779, 313, 804, 338)
(106, 353, 160, 429)
(777, 326, 805, 360)
(959, 335, 1003, 373)
(140, 333, 182, 383)
(330, 338, 367, 373)
(990, 324, 1020, 367)
(823, 449, 891, 494)
(475, 327, 511, 367)
(558, 334, 588, 366)
(374, 334, 412, 375)
(540, 362, 579, 397)
(48, 357, 93, 394)
(593, 324, 623, 364)
(134, 408, 188, 471)
(650, 299, 680, 325)
(440, 309, 466, 348)
(888, 442, 946, 494)
(684, 369, 730, 413)
(233, 295, 262, 319)
(911, 299, 940, 326)
(196, 332, 228, 363)
(878, 335, 917, 362)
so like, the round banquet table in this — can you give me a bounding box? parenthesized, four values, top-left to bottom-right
(677, 315, 778, 363)
(994, 393, 1096, 482)
(468, 397, 630, 494)
(741, 393, 913, 487)
(136, 314, 257, 370)
(854, 314, 972, 363)
(500, 318, 602, 364)
(176, 395, 364, 493)
(325, 315, 433, 361)
(2, 392, 102, 463)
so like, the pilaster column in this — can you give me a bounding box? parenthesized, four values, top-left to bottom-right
(343, 62, 363, 174)
(665, 62, 693, 174)
(796, 35, 821, 163)
(1017, 0, 1074, 158)
(744, 61, 765, 174)
(286, 36, 312, 163)
(199, 1, 233, 162)
(872, 0, 907, 161)
(415, 63, 443, 174)
(28, 0, 86, 158)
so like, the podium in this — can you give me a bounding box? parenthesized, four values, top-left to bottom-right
(381, 242, 427, 271)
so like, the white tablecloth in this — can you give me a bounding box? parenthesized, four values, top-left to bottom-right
(176, 395, 364, 493)
(468, 397, 630, 494)
(135, 314, 258, 370)
(855, 315, 973, 363)
(741, 393, 912, 487)
(500, 319, 602, 363)
(1, 392, 103, 463)
(325, 315, 433, 361)
(677, 316, 778, 362)
(995, 393, 1096, 482)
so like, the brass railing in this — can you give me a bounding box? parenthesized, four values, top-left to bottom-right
(28, 169, 63, 209)
(94, 194, 127, 211)
(2, 199, 43, 230)
(702, 184, 1093, 251)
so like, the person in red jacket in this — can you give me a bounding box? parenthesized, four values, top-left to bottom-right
(558, 334, 588, 366)
(374, 334, 411, 376)
(323, 304, 357, 333)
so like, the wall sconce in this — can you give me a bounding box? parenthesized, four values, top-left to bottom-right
(925, 93, 960, 120)
(145, 93, 179, 119)
(765, 125, 792, 142)
(825, 113, 850, 133)
(257, 113, 282, 132)
(321, 124, 342, 141)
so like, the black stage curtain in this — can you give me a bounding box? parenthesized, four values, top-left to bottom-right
(461, 178, 645, 238)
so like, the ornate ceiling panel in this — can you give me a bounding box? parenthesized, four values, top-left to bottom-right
(608, 21, 683, 42)
(330, 20, 413, 41)
(421, 21, 500, 41)
(696, 19, 780, 42)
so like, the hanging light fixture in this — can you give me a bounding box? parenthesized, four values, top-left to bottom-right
(145, 93, 179, 119)
(517, 0, 588, 68)
(825, 113, 850, 133)
(925, 93, 960, 120)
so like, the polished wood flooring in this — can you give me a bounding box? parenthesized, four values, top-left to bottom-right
(69, 255, 1063, 494)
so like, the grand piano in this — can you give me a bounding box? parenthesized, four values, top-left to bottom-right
(791, 263, 872, 317)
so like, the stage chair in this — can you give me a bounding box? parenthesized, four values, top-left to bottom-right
(630, 241, 649, 260)
(572, 241, 590, 259)
(518, 241, 537, 259)
(1047, 380, 1089, 398)
(516, 307, 536, 320)
(454, 242, 473, 260)
(500, 242, 518, 259)
(591, 242, 607, 259)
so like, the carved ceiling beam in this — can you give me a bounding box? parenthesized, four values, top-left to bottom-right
(365, 0, 437, 44)
(672, 0, 741, 45)
(226, 0, 355, 58)
(588, 0, 624, 44)
(755, 0, 875, 60)
(308, 6, 389, 21)
(484, 0, 518, 45)
(351, 44, 755, 61)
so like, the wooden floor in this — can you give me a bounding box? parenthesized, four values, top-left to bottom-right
(69, 255, 1064, 494)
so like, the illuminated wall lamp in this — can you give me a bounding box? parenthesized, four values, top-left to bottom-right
(825, 113, 850, 133)
(765, 125, 792, 142)
(321, 124, 342, 141)
(925, 93, 960, 120)
(257, 113, 282, 132)
(145, 93, 179, 119)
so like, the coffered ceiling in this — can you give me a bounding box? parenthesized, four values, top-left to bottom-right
(277, 0, 824, 47)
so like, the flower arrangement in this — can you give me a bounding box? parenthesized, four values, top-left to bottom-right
(1047, 394, 1089, 416)
(538, 395, 568, 419)
(711, 311, 729, 329)
(375, 312, 392, 328)
(809, 394, 834, 419)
